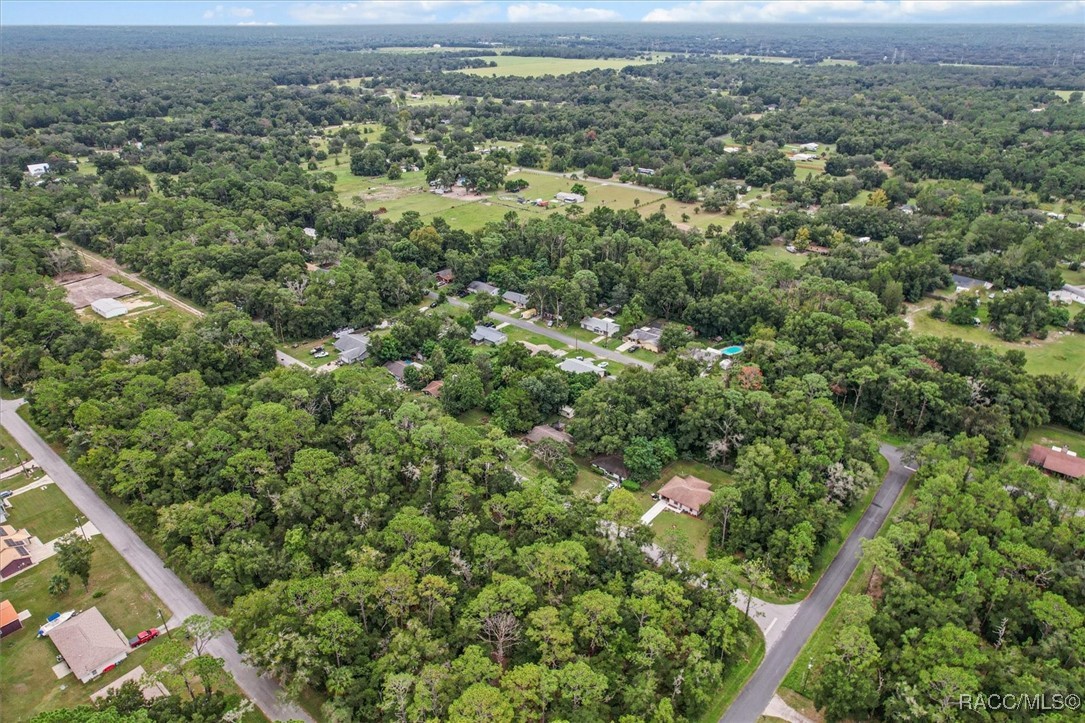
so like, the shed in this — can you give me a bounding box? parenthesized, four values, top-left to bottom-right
(384, 360, 409, 382)
(422, 380, 444, 398)
(48, 607, 129, 684)
(555, 192, 585, 204)
(90, 298, 128, 319)
(0, 599, 22, 637)
(27, 163, 50, 177)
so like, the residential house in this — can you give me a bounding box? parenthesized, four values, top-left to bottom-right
(333, 333, 370, 364)
(384, 360, 409, 383)
(26, 163, 50, 177)
(48, 607, 129, 684)
(422, 380, 444, 398)
(799, 142, 819, 151)
(467, 281, 500, 296)
(658, 475, 714, 517)
(723, 147, 741, 154)
(1049, 284, 1085, 305)
(1027, 445, 1085, 481)
(0, 525, 33, 579)
(435, 268, 455, 286)
(951, 274, 992, 292)
(524, 425, 573, 446)
(591, 455, 630, 482)
(624, 327, 663, 353)
(557, 358, 606, 376)
(471, 326, 507, 345)
(90, 298, 128, 319)
(684, 347, 723, 366)
(0, 599, 22, 637)
(790, 153, 817, 162)
(636, 167, 656, 176)
(555, 192, 585, 204)
(503, 291, 530, 308)
(580, 316, 620, 337)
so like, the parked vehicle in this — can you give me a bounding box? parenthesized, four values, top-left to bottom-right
(128, 628, 160, 648)
(0, 490, 13, 500)
(312, 350, 329, 359)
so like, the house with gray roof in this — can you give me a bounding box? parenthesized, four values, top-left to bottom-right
(333, 333, 370, 363)
(502, 290, 530, 307)
(557, 358, 606, 376)
(580, 317, 619, 337)
(467, 281, 500, 296)
(470, 326, 507, 345)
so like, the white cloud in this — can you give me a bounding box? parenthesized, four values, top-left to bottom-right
(203, 5, 256, 20)
(642, 0, 1033, 23)
(237, 20, 277, 25)
(289, 1, 482, 24)
(507, 2, 621, 22)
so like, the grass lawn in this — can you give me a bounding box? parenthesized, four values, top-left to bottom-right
(0, 537, 171, 720)
(76, 290, 192, 343)
(698, 616, 765, 723)
(455, 53, 667, 78)
(1014, 424, 1085, 463)
(0, 424, 30, 472)
(910, 304, 1085, 383)
(6, 483, 83, 542)
(457, 408, 491, 427)
(501, 325, 573, 354)
(277, 337, 337, 365)
(571, 461, 610, 499)
(632, 459, 735, 513)
(1053, 89, 1084, 102)
(778, 469, 921, 703)
(748, 243, 807, 269)
(652, 511, 712, 559)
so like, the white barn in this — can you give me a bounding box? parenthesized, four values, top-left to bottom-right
(90, 298, 128, 319)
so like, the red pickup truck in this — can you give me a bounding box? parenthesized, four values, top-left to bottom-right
(128, 629, 160, 648)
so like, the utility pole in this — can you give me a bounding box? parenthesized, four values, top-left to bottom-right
(157, 608, 172, 638)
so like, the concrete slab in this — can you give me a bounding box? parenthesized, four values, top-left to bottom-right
(52, 661, 72, 679)
(61, 275, 136, 309)
(0, 462, 40, 480)
(8, 476, 54, 497)
(765, 694, 816, 723)
(17, 608, 32, 621)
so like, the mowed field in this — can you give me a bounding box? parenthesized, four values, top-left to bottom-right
(455, 53, 668, 77)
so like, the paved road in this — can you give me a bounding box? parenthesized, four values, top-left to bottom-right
(0, 398, 310, 723)
(435, 293, 654, 370)
(721, 443, 915, 723)
(275, 350, 313, 370)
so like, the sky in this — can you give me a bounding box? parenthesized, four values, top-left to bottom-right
(3, 0, 1084, 26)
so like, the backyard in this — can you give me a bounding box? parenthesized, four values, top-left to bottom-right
(5, 482, 83, 543)
(454, 53, 668, 78)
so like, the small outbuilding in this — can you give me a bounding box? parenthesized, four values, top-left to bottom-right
(48, 607, 129, 684)
(27, 163, 50, 177)
(422, 380, 444, 398)
(555, 192, 585, 204)
(90, 298, 128, 319)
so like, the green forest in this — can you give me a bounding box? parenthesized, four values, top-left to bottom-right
(1, 21, 1083, 723)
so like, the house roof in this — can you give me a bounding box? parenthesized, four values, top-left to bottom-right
(591, 455, 630, 479)
(471, 326, 507, 344)
(384, 360, 408, 381)
(467, 281, 500, 296)
(525, 425, 573, 445)
(48, 607, 128, 681)
(503, 291, 530, 306)
(659, 475, 714, 514)
(581, 316, 619, 335)
(422, 380, 444, 397)
(1028, 445, 1085, 479)
(0, 599, 18, 628)
(557, 358, 605, 375)
(91, 298, 128, 315)
(951, 274, 986, 289)
(333, 333, 370, 362)
(626, 327, 662, 343)
(436, 268, 454, 279)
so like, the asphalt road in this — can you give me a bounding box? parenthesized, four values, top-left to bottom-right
(720, 443, 915, 723)
(435, 293, 655, 370)
(0, 398, 311, 723)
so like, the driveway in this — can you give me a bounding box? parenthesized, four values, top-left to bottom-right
(720, 443, 915, 722)
(640, 499, 668, 524)
(0, 398, 311, 722)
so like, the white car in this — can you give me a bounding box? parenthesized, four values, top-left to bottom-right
(598, 361, 609, 368)
(313, 350, 329, 359)
(605, 481, 619, 491)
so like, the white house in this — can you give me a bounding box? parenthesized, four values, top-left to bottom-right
(790, 153, 817, 162)
(723, 147, 741, 154)
(555, 192, 585, 204)
(1049, 285, 1085, 305)
(26, 163, 50, 177)
(557, 358, 606, 376)
(581, 317, 619, 337)
(799, 142, 819, 151)
(90, 298, 128, 319)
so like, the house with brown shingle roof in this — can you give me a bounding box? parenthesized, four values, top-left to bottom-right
(658, 475, 714, 517)
(47, 607, 129, 683)
(1027, 445, 1085, 480)
(422, 380, 444, 398)
(525, 425, 573, 447)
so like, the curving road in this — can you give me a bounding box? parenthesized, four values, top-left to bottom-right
(0, 398, 311, 723)
(434, 293, 655, 370)
(720, 443, 915, 723)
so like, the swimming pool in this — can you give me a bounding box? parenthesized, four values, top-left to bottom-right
(721, 345, 744, 356)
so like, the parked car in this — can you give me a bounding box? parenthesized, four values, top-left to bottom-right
(313, 350, 329, 359)
(606, 481, 619, 491)
(128, 628, 160, 648)
(650, 493, 660, 501)
(0, 490, 13, 500)
(429, 300, 440, 308)
(598, 361, 609, 368)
